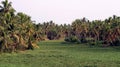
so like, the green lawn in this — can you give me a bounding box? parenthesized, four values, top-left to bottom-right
(0, 40, 120, 67)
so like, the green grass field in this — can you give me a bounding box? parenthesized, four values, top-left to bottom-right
(0, 40, 120, 67)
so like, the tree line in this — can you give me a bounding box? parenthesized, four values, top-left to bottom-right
(0, 0, 120, 53)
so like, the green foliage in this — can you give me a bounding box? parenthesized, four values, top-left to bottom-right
(79, 37, 87, 43)
(111, 38, 120, 46)
(64, 36, 78, 43)
(88, 41, 103, 47)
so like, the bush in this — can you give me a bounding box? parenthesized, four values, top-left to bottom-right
(79, 38, 87, 43)
(111, 39, 120, 46)
(88, 40, 103, 47)
(64, 37, 70, 42)
(64, 36, 78, 43)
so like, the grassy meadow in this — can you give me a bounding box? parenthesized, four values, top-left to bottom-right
(0, 40, 120, 67)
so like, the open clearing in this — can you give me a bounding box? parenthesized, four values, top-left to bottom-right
(0, 40, 120, 67)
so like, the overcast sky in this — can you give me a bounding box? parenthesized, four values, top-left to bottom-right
(8, 0, 120, 24)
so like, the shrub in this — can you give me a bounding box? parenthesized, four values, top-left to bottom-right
(70, 36, 78, 42)
(64, 37, 70, 42)
(79, 38, 87, 43)
(64, 36, 78, 43)
(89, 40, 103, 47)
(111, 39, 120, 46)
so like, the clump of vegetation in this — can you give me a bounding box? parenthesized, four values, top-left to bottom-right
(64, 36, 78, 43)
(0, 0, 40, 53)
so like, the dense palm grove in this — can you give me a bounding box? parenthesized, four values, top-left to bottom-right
(65, 17, 120, 46)
(0, 0, 120, 53)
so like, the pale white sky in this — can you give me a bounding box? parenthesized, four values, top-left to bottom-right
(8, 0, 120, 24)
